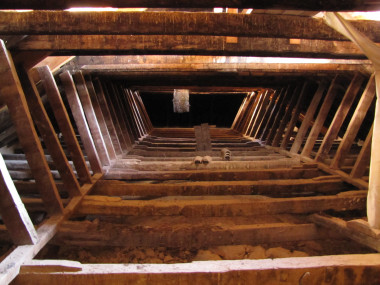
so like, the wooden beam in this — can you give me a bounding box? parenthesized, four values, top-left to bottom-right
(36, 66, 92, 184)
(301, 76, 340, 157)
(73, 72, 111, 166)
(134, 91, 153, 133)
(1, 12, 380, 42)
(12, 35, 371, 59)
(0, 173, 102, 285)
(12, 254, 380, 284)
(92, 78, 123, 155)
(85, 78, 117, 161)
(0, 154, 37, 245)
(60, 71, 103, 174)
(77, 191, 366, 217)
(310, 214, 380, 252)
(290, 81, 327, 154)
(260, 89, 284, 140)
(331, 75, 375, 169)
(351, 124, 373, 178)
(1, 0, 378, 10)
(18, 67, 82, 197)
(0, 40, 63, 215)
(315, 73, 365, 162)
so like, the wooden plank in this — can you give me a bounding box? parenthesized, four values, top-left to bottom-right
(77, 191, 366, 217)
(72, 72, 111, 166)
(60, 71, 103, 174)
(1, 0, 378, 10)
(18, 67, 81, 197)
(280, 82, 309, 149)
(36, 66, 92, 184)
(11, 35, 372, 59)
(331, 75, 376, 169)
(0, 41, 63, 215)
(1, 11, 380, 42)
(55, 219, 321, 247)
(0, 173, 102, 285)
(85, 78, 117, 161)
(315, 73, 365, 162)
(92, 78, 123, 155)
(301, 76, 340, 157)
(0, 154, 37, 245)
(351, 124, 373, 178)
(12, 254, 380, 285)
(310, 214, 380, 252)
(90, 177, 347, 197)
(290, 81, 327, 154)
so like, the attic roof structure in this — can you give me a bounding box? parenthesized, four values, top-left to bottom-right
(0, 2, 380, 284)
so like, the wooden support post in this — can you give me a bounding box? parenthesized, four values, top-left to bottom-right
(36, 66, 92, 185)
(92, 78, 123, 155)
(315, 73, 364, 162)
(272, 84, 300, 147)
(351, 124, 373, 178)
(0, 153, 37, 245)
(290, 81, 327, 154)
(0, 41, 63, 215)
(281, 82, 309, 149)
(249, 90, 271, 137)
(301, 76, 340, 157)
(60, 71, 103, 174)
(260, 88, 284, 141)
(331, 75, 376, 169)
(85, 78, 117, 161)
(18, 67, 81, 197)
(73, 72, 111, 167)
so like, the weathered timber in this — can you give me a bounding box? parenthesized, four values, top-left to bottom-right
(76, 191, 366, 217)
(11, 35, 372, 59)
(85, 78, 117, 161)
(134, 91, 153, 133)
(351, 124, 373, 178)
(18, 67, 81, 197)
(310, 214, 380, 252)
(60, 71, 103, 174)
(347, 219, 380, 239)
(73, 72, 110, 166)
(92, 78, 123, 155)
(0, 173, 102, 285)
(249, 90, 271, 137)
(259, 89, 284, 140)
(54, 219, 323, 248)
(90, 177, 347, 197)
(331, 75, 376, 169)
(0, 41, 63, 215)
(104, 167, 320, 181)
(12, 254, 380, 285)
(1, 12, 380, 42)
(290, 81, 327, 153)
(1, 0, 378, 10)
(315, 73, 365, 162)
(0, 154, 37, 245)
(37, 66, 92, 184)
(301, 77, 340, 157)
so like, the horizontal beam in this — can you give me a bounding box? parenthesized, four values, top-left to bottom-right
(12, 35, 369, 59)
(0, 0, 378, 10)
(13, 254, 380, 284)
(76, 191, 366, 216)
(1, 12, 380, 42)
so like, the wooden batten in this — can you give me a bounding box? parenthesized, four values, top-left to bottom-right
(60, 71, 103, 174)
(0, 41, 63, 215)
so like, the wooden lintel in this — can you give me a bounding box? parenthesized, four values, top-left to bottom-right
(0, 40, 63, 215)
(0, 12, 380, 43)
